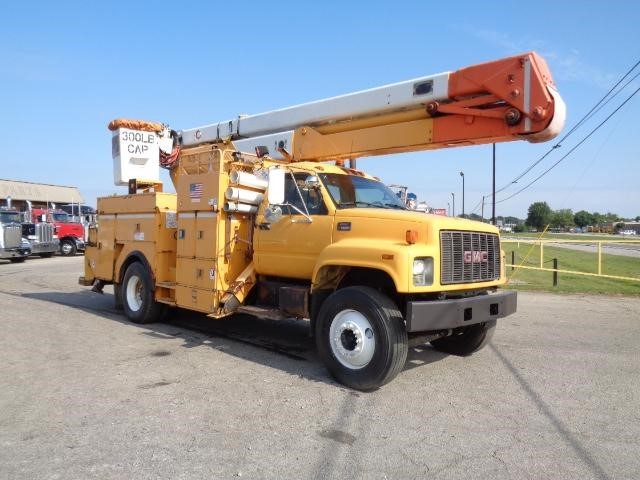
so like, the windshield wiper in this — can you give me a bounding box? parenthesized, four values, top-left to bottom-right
(337, 201, 383, 208)
(337, 201, 405, 209)
(383, 203, 407, 210)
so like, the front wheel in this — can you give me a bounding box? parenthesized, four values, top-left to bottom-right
(430, 320, 496, 356)
(60, 239, 77, 256)
(9, 257, 26, 263)
(121, 262, 165, 324)
(315, 286, 408, 391)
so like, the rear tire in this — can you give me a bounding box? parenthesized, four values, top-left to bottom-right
(430, 320, 496, 356)
(121, 262, 165, 324)
(60, 239, 77, 256)
(315, 286, 408, 391)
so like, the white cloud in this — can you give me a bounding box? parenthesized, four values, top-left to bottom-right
(458, 26, 617, 90)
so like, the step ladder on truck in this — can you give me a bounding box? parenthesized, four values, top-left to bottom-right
(80, 52, 565, 390)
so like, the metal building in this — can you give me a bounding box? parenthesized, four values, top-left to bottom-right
(0, 179, 84, 211)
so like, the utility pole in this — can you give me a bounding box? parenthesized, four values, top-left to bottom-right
(460, 171, 465, 218)
(492, 143, 496, 225)
(481, 195, 485, 222)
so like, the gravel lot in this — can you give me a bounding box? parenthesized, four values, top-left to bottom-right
(1, 256, 639, 480)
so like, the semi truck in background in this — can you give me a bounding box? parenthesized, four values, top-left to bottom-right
(80, 52, 565, 390)
(59, 204, 97, 227)
(1, 199, 32, 262)
(30, 207, 86, 256)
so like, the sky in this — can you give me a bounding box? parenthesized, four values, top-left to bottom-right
(1, 1, 639, 219)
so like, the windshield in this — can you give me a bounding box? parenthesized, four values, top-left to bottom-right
(318, 173, 407, 210)
(52, 213, 70, 223)
(0, 212, 22, 224)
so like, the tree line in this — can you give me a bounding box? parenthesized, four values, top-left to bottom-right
(462, 202, 638, 232)
(524, 202, 637, 231)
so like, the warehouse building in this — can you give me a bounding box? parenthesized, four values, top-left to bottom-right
(0, 179, 85, 211)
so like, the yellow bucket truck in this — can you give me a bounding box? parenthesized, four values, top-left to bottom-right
(81, 52, 565, 390)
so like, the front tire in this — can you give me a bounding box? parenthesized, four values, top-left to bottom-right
(315, 286, 408, 391)
(9, 257, 26, 263)
(430, 320, 496, 356)
(121, 262, 164, 324)
(60, 239, 77, 256)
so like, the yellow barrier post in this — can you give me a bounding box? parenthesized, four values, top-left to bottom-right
(597, 242, 602, 276)
(502, 238, 640, 284)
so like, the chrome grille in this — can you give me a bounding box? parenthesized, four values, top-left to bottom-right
(2, 224, 22, 249)
(36, 223, 54, 243)
(440, 230, 501, 284)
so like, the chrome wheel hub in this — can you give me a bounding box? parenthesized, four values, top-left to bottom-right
(329, 309, 375, 369)
(126, 274, 143, 312)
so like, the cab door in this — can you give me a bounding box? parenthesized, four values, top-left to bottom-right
(254, 172, 333, 280)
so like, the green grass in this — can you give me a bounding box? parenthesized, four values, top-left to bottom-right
(502, 243, 640, 296)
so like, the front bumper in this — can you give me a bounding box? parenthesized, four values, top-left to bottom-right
(0, 247, 31, 259)
(405, 290, 517, 332)
(30, 240, 60, 255)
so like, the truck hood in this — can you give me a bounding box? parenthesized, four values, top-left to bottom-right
(55, 222, 84, 236)
(334, 208, 499, 234)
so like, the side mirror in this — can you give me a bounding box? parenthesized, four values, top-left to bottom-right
(264, 206, 283, 224)
(267, 166, 285, 205)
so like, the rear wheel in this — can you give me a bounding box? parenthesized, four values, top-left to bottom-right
(122, 262, 165, 324)
(430, 320, 496, 356)
(316, 286, 408, 391)
(60, 239, 77, 256)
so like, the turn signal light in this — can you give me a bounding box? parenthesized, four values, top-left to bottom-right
(406, 230, 418, 244)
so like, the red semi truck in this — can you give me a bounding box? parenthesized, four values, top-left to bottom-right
(30, 208, 85, 256)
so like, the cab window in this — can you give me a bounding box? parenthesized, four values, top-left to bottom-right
(284, 173, 327, 215)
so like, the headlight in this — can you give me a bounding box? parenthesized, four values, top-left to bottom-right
(413, 257, 434, 286)
(412, 261, 425, 275)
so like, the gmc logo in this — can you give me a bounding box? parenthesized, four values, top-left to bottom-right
(464, 251, 488, 263)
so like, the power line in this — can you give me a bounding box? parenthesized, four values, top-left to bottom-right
(557, 59, 640, 141)
(579, 69, 640, 127)
(495, 86, 640, 204)
(491, 58, 640, 197)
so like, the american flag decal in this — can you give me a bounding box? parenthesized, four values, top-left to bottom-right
(189, 183, 203, 201)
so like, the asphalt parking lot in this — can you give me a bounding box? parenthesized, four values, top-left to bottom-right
(1, 256, 639, 480)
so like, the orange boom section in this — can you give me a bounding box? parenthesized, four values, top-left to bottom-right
(289, 52, 565, 162)
(429, 52, 563, 146)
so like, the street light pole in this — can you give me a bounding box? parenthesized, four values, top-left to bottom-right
(451, 192, 455, 217)
(447, 202, 451, 216)
(481, 195, 485, 222)
(459, 171, 465, 218)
